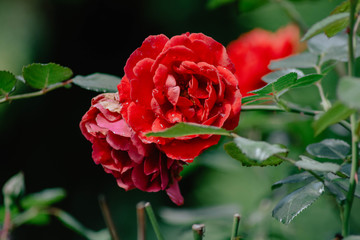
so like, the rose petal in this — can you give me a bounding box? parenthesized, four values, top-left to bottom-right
(124, 34, 169, 81)
(96, 115, 132, 137)
(130, 58, 155, 109)
(166, 181, 184, 206)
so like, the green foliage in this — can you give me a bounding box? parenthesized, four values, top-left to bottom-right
(338, 76, 360, 109)
(301, 12, 349, 41)
(262, 69, 304, 83)
(224, 141, 284, 166)
(271, 172, 315, 190)
(269, 52, 318, 69)
(21, 188, 66, 209)
(223, 136, 287, 167)
(146, 122, 231, 137)
(22, 63, 73, 89)
(53, 209, 110, 240)
(306, 139, 350, 159)
(2, 172, 25, 209)
(295, 155, 341, 173)
(312, 102, 355, 136)
(0, 71, 17, 95)
(272, 181, 325, 224)
(72, 73, 121, 93)
(332, 178, 360, 198)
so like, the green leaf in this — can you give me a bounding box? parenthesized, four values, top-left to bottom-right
(231, 136, 288, 162)
(324, 17, 349, 38)
(272, 172, 315, 190)
(290, 74, 323, 89)
(313, 101, 355, 136)
(2, 172, 25, 208)
(295, 155, 341, 173)
(224, 142, 284, 167)
(22, 63, 73, 89)
(21, 188, 66, 209)
(301, 12, 349, 41)
(72, 73, 121, 93)
(53, 209, 111, 240)
(269, 52, 319, 70)
(262, 69, 304, 83)
(145, 122, 231, 138)
(272, 181, 324, 224)
(241, 94, 272, 105)
(206, 0, 236, 9)
(0, 71, 17, 95)
(251, 73, 322, 96)
(338, 76, 360, 109)
(324, 180, 346, 204)
(250, 72, 298, 95)
(306, 139, 350, 159)
(332, 178, 360, 198)
(308, 33, 360, 65)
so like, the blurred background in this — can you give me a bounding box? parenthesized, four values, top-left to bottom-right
(1, 0, 359, 239)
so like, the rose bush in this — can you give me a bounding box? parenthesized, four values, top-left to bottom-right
(227, 25, 300, 96)
(118, 33, 242, 162)
(80, 93, 184, 205)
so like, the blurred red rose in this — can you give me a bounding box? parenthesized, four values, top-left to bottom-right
(118, 33, 241, 162)
(80, 93, 184, 205)
(227, 25, 300, 96)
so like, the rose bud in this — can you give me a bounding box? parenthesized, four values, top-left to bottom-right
(80, 93, 184, 205)
(118, 33, 242, 162)
(227, 25, 300, 96)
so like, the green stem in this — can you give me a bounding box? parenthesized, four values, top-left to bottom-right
(342, 0, 359, 236)
(231, 214, 241, 240)
(275, 154, 324, 183)
(144, 203, 164, 240)
(192, 224, 205, 240)
(0, 79, 73, 104)
(343, 115, 359, 236)
(315, 81, 331, 111)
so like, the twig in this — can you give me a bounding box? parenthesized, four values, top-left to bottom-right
(98, 195, 120, 240)
(192, 224, 205, 240)
(231, 214, 241, 240)
(0, 79, 73, 104)
(137, 202, 146, 240)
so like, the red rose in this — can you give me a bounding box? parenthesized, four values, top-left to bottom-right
(80, 93, 184, 205)
(118, 33, 241, 162)
(227, 25, 300, 96)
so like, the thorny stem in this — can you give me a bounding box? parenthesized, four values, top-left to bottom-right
(342, 0, 359, 237)
(0, 79, 73, 104)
